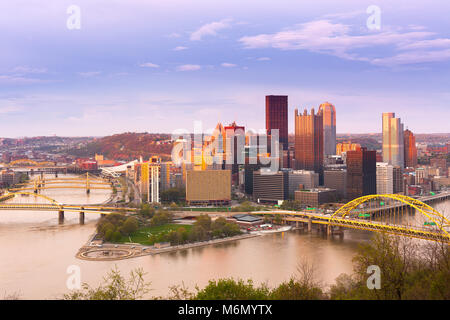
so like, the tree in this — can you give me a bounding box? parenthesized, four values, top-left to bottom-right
(63, 267, 151, 300)
(194, 215, 211, 230)
(270, 278, 323, 300)
(121, 217, 139, 235)
(195, 278, 270, 300)
(150, 211, 173, 226)
(139, 204, 155, 217)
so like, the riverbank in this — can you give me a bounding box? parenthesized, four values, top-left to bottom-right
(76, 233, 260, 261)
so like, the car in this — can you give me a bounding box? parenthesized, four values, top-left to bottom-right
(114, 245, 118, 248)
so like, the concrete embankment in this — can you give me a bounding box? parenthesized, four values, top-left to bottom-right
(76, 233, 260, 261)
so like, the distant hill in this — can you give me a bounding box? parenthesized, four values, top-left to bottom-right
(66, 132, 173, 161)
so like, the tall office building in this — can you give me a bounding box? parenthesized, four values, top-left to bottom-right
(253, 169, 289, 203)
(266, 95, 288, 150)
(318, 102, 336, 156)
(294, 108, 324, 181)
(393, 166, 404, 194)
(336, 142, 361, 155)
(382, 112, 405, 168)
(160, 162, 172, 192)
(324, 169, 347, 199)
(404, 129, 417, 168)
(224, 122, 245, 166)
(376, 162, 394, 194)
(347, 147, 376, 200)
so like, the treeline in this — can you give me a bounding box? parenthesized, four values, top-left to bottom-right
(160, 187, 185, 204)
(65, 233, 450, 300)
(150, 215, 241, 246)
(96, 213, 139, 242)
(66, 132, 173, 160)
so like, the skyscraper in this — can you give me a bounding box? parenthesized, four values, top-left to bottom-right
(318, 102, 336, 156)
(404, 129, 417, 168)
(347, 147, 376, 200)
(294, 108, 323, 181)
(376, 162, 394, 194)
(266, 95, 288, 150)
(223, 121, 245, 184)
(382, 112, 405, 168)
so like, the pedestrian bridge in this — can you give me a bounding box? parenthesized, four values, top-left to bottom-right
(252, 193, 450, 244)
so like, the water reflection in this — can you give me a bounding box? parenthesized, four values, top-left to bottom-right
(0, 176, 448, 299)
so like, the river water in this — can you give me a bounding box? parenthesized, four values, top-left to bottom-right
(0, 174, 448, 299)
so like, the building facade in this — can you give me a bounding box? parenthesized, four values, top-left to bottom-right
(294, 108, 324, 181)
(253, 169, 289, 203)
(288, 170, 319, 197)
(382, 112, 405, 168)
(336, 142, 361, 155)
(318, 102, 336, 157)
(346, 147, 376, 200)
(376, 162, 394, 194)
(294, 188, 337, 207)
(186, 170, 231, 205)
(324, 169, 347, 199)
(265, 95, 288, 150)
(403, 129, 417, 168)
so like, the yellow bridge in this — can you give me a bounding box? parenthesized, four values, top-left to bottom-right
(9, 173, 112, 194)
(252, 194, 450, 244)
(0, 192, 136, 224)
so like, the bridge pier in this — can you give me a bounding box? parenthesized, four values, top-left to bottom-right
(307, 218, 312, 233)
(58, 210, 64, 224)
(79, 210, 85, 225)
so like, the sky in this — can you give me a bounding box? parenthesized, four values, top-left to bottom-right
(0, 0, 449, 137)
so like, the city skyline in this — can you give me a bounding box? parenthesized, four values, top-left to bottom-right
(1, 1, 450, 137)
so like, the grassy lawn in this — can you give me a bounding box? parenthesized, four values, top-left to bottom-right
(115, 224, 193, 245)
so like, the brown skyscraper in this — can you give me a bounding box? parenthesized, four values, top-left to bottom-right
(404, 129, 417, 168)
(294, 108, 323, 179)
(346, 147, 376, 200)
(266, 95, 288, 150)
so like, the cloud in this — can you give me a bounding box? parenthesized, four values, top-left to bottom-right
(239, 19, 450, 66)
(176, 64, 201, 71)
(221, 62, 237, 67)
(77, 71, 101, 77)
(371, 49, 450, 66)
(139, 62, 160, 68)
(167, 32, 182, 38)
(0, 106, 23, 114)
(257, 57, 271, 61)
(0, 75, 49, 84)
(190, 19, 232, 41)
(173, 46, 188, 51)
(12, 66, 47, 74)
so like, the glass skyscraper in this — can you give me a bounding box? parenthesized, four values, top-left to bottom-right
(382, 112, 405, 169)
(318, 102, 336, 156)
(265, 95, 288, 150)
(294, 108, 324, 182)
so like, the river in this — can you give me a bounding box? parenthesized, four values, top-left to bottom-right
(0, 174, 448, 299)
